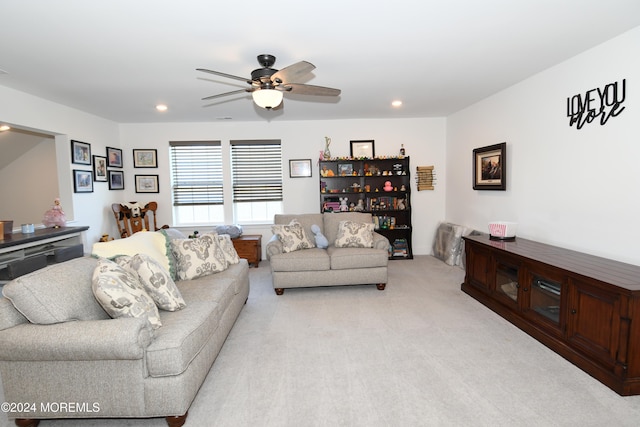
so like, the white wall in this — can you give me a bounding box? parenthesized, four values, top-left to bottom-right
(0, 85, 121, 247)
(119, 118, 447, 255)
(446, 26, 640, 265)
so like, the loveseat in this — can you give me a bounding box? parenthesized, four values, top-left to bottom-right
(266, 212, 390, 294)
(0, 229, 249, 427)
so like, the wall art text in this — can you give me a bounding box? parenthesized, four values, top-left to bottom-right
(566, 79, 626, 129)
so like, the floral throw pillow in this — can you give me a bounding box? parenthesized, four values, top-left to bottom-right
(115, 254, 186, 311)
(92, 258, 162, 329)
(334, 221, 375, 248)
(271, 219, 315, 253)
(216, 234, 240, 265)
(170, 233, 229, 280)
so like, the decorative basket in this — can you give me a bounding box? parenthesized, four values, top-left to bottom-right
(488, 221, 517, 239)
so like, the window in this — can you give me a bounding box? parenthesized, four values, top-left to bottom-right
(231, 140, 283, 223)
(170, 141, 224, 225)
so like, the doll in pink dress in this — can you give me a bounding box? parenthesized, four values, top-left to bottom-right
(43, 198, 67, 228)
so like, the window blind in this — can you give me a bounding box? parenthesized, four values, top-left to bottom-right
(231, 140, 283, 202)
(170, 141, 223, 206)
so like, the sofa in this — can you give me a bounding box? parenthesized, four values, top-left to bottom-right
(266, 212, 390, 294)
(0, 229, 249, 427)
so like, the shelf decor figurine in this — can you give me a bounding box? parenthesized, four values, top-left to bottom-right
(42, 197, 67, 228)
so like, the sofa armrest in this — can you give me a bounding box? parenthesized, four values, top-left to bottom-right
(265, 234, 284, 260)
(372, 232, 391, 251)
(0, 317, 154, 362)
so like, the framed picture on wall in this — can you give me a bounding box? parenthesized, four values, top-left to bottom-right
(289, 159, 312, 178)
(133, 149, 158, 168)
(73, 169, 93, 193)
(92, 155, 108, 182)
(350, 140, 375, 159)
(473, 142, 506, 190)
(135, 174, 159, 193)
(107, 147, 123, 168)
(71, 140, 91, 165)
(108, 170, 124, 190)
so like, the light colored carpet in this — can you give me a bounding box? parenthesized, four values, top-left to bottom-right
(2, 255, 640, 427)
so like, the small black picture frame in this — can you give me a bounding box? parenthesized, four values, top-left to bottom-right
(93, 155, 108, 182)
(73, 169, 93, 193)
(133, 149, 158, 168)
(108, 170, 124, 190)
(71, 140, 91, 165)
(107, 147, 123, 168)
(350, 140, 375, 159)
(473, 142, 506, 191)
(289, 159, 312, 178)
(135, 174, 159, 193)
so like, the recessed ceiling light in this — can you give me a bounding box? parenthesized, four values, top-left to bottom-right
(0, 125, 11, 131)
(391, 100, 403, 107)
(156, 104, 168, 112)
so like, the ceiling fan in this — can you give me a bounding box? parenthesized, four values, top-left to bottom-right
(197, 54, 341, 109)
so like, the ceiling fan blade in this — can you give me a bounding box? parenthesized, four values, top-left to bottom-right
(282, 83, 341, 96)
(271, 61, 315, 84)
(202, 88, 252, 101)
(197, 68, 252, 84)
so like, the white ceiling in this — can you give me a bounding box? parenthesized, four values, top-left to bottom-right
(1, 0, 639, 123)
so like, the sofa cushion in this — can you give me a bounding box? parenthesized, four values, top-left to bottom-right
(216, 234, 240, 265)
(334, 220, 375, 248)
(270, 248, 331, 272)
(274, 213, 324, 243)
(2, 257, 109, 324)
(92, 258, 162, 329)
(323, 212, 373, 244)
(92, 231, 174, 280)
(170, 233, 228, 280)
(116, 254, 186, 311)
(145, 271, 237, 377)
(327, 246, 389, 270)
(271, 219, 315, 253)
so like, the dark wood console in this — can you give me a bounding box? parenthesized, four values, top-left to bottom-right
(461, 233, 640, 396)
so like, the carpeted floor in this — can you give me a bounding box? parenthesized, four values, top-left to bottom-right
(3, 255, 640, 427)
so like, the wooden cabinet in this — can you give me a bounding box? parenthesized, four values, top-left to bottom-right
(231, 234, 262, 267)
(319, 156, 412, 259)
(461, 233, 640, 396)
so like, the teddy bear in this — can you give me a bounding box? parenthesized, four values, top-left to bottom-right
(339, 197, 349, 212)
(311, 224, 329, 249)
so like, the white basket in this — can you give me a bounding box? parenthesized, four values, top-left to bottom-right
(488, 221, 517, 238)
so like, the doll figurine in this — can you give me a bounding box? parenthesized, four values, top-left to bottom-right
(42, 198, 67, 228)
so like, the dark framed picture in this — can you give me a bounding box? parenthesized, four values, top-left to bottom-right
(71, 140, 91, 165)
(135, 174, 159, 193)
(289, 159, 312, 178)
(92, 155, 108, 182)
(473, 142, 506, 191)
(73, 169, 93, 193)
(133, 149, 158, 168)
(108, 170, 124, 190)
(350, 140, 375, 159)
(338, 163, 354, 176)
(107, 147, 123, 168)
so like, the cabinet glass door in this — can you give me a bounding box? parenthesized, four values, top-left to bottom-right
(495, 260, 519, 305)
(530, 276, 562, 325)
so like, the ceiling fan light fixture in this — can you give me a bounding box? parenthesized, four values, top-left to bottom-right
(252, 89, 283, 109)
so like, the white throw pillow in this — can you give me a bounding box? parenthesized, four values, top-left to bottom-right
(216, 234, 240, 264)
(170, 233, 229, 280)
(271, 219, 315, 253)
(92, 231, 174, 279)
(334, 221, 375, 248)
(92, 258, 162, 329)
(115, 254, 186, 311)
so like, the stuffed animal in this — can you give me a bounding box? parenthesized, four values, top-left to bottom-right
(311, 224, 329, 249)
(339, 197, 349, 212)
(354, 199, 365, 211)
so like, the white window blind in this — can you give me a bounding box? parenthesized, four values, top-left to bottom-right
(170, 141, 223, 205)
(231, 140, 282, 203)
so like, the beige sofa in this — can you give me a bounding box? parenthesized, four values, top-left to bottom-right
(0, 231, 249, 427)
(266, 212, 390, 294)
